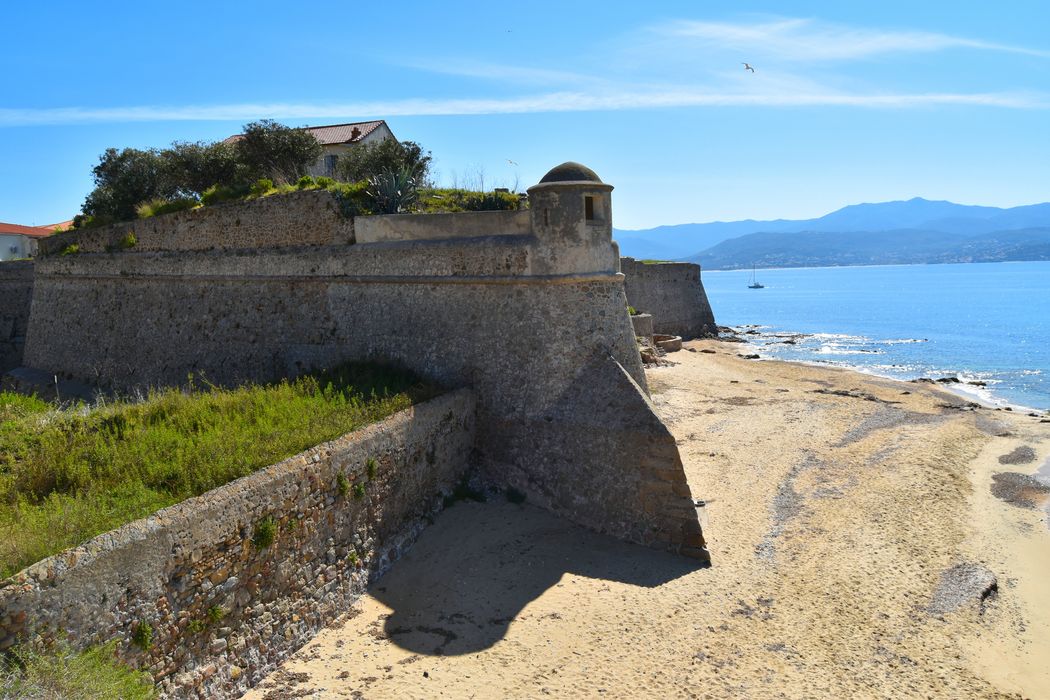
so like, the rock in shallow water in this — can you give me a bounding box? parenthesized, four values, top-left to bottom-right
(998, 445, 1037, 465)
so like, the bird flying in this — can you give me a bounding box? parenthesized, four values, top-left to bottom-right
(742, 62, 755, 73)
(507, 159, 519, 166)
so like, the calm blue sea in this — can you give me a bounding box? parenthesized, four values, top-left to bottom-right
(702, 261, 1050, 410)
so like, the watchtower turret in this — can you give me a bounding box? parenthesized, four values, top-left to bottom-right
(527, 162, 618, 274)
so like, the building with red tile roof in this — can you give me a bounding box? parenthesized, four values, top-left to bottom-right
(224, 120, 396, 178)
(0, 222, 53, 260)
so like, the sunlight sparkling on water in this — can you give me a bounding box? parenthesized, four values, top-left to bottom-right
(703, 262, 1050, 410)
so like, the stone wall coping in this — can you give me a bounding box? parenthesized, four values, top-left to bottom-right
(355, 209, 530, 244)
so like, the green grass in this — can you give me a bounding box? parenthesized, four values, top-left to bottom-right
(0, 363, 437, 578)
(0, 640, 155, 699)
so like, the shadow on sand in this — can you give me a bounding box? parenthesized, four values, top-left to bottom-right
(369, 499, 706, 656)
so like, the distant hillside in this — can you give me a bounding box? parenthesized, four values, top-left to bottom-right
(614, 198, 1050, 264)
(689, 227, 1050, 270)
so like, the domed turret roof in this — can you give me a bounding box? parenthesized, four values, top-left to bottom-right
(538, 162, 603, 184)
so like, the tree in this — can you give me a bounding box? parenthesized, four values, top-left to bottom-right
(161, 141, 242, 197)
(233, 120, 322, 185)
(81, 148, 174, 224)
(338, 139, 431, 185)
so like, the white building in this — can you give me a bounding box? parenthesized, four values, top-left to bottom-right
(0, 222, 54, 261)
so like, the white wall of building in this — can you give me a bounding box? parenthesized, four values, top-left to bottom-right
(0, 234, 36, 261)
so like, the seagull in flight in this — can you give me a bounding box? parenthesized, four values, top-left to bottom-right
(507, 159, 519, 166)
(742, 62, 755, 73)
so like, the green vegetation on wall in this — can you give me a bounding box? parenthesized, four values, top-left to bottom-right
(0, 641, 155, 699)
(0, 363, 437, 578)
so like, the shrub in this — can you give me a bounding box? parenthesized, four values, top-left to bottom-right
(248, 178, 274, 198)
(418, 188, 523, 213)
(206, 606, 226, 624)
(297, 175, 317, 190)
(187, 619, 206, 634)
(234, 119, 322, 185)
(329, 180, 373, 218)
(0, 640, 155, 699)
(131, 621, 153, 651)
(628, 306, 638, 316)
(120, 232, 138, 249)
(136, 197, 198, 219)
(200, 183, 247, 206)
(338, 139, 431, 185)
(352, 483, 366, 500)
(366, 457, 377, 480)
(82, 147, 175, 224)
(252, 516, 277, 549)
(162, 140, 241, 197)
(60, 243, 80, 256)
(337, 472, 350, 497)
(314, 176, 335, 189)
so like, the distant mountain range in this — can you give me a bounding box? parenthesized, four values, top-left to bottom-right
(613, 198, 1050, 270)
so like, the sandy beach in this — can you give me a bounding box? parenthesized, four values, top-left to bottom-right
(246, 340, 1050, 699)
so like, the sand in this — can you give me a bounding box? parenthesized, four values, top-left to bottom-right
(246, 340, 1050, 699)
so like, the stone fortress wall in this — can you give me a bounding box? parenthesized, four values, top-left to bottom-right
(1, 389, 476, 699)
(0, 260, 34, 373)
(621, 257, 717, 339)
(21, 163, 707, 564)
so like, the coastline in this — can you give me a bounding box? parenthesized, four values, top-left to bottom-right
(729, 325, 1050, 415)
(246, 341, 1050, 699)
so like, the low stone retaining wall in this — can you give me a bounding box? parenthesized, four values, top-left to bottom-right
(0, 389, 475, 699)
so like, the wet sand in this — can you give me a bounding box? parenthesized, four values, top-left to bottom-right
(246, 340, 1050, 699)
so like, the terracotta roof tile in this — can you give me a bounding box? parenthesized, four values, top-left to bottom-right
(223, 120, 387, 146)
(0, 222, 54, 238)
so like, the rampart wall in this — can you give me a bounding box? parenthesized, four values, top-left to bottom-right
(0, 261, 34, 373)
(621, 257, 717, 339)
(38, 190, 355, 255)
(0, 390, 476, 699)
(22, 168, 707, 564)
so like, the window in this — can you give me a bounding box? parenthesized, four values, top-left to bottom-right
(584, 196, 595, 221)
(324, 154, 339, 177)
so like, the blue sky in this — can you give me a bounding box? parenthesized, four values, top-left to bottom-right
(2, 1, 1048, 229)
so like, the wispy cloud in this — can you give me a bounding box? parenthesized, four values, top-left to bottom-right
(1, 89, 1045, 126)
(395, 59, 598, 87)
(655, 17, 1050, 61)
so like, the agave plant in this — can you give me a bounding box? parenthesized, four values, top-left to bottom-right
(366, 167, 419, 214)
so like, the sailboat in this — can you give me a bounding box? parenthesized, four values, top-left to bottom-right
(748, 264, 765, 289)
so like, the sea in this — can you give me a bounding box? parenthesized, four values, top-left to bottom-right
(702, 261, 1050, 411)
